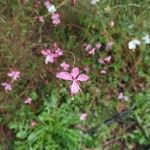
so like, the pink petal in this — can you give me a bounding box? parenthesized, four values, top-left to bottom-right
(71, 67, 79, 79)
(70, 80, 80, 94)
(41, 50, 48, 56)
(80, 113, 88, 121)
(56, 72, 72, 80)
(77, 74, 89, 81)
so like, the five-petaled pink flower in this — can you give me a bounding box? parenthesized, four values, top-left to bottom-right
(24, 97, 32, 105)
(60, 62, 70, 70)
(56, 67, 89, 94)
(7, 70, 21, 81)
(1, 82, 12, 92)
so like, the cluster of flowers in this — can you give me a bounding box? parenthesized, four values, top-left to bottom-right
(1, 70, 21, 92)
(128, 34, 150, 50)
(84, 41, 113, 55)
(41, 0, 61, 26)
(84, 41, 113, 74)
(41, 42, 89, 94)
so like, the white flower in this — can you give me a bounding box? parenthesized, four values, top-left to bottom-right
(91, 0, 99, 5)
(45, 1, 56, 14)
(128, 39, 141, 50)
(142, 34, 150, 44)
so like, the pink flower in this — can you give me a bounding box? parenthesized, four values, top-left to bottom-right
(55, 48, 63, 57)
(84, 66, 89, 72)
(51, 13, 61, 26)
(24, 97, 32, 105)
(101, 69, 107, 74)
(38, 16, 44, 23)
(84, 44, 92, 51)
(98, 56, 112, 64)
(118, 92, 124, 100)
(106, 41, 114, 50)
(31, 121, 37, 127)
(1, 82, 12, 92)
(41, 49, 55, 64)
(95, 42, 101, 50)
(98, 58, 105, 64)
(80, 113, 88, 121)
(7, 70, 20, 81)
(118, 92, 129, 101)
(56, 67, 89, 94)
(88, 48, 96, 55)
(60, 62, 70, 71)
(104, 56, 112, 63)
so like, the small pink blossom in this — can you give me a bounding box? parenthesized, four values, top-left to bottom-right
(104, 56, 112, 63)
(98, 56, 112, 64)
(101, 69, 107, 74)
(55, 48, 63, 57)
(56, 67, 89, 94)
(98, 58, 105, 64)
(51, 13, 61, 26)
(84, 66, 89, 72)
(1, 82, 12, 92)
(38, 16, 44, 23)
(95, 42, 101, 50)
(41, 49, 55, 64)
(84, 44, 92, 51)
(24, 97, 32, 105)
(80, 113, 88, 121)
(88, 47, 96, 55)
(60, 62, 70, 71)
(118, 92, 129, 101)
(31, 121, 37, 127)
(7, 70, 20, 81)
(106, 41, 114, 50)
(118, 92, 124, 100)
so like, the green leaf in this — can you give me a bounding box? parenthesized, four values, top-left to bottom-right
(16, 131, 27, 139)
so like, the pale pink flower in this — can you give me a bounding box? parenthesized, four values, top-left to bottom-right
(101, 69, 107, 74)
(118, 92, 129, 101)
(104, 56, 112, 63)
(84, 44, 92, 51)
(31, 121, 37, 127)
(60, 62, 70, 71)
(109, 20, 115, 27)
(95, 43, 101, 49)
(7, 70, 20, 81)
(98, 58, 105, 64)
(41, 49, 55, 64)
(24, 97, 32, 105)
(38, 16, 44, 23)
(98, 56, 112, 64)
(80, 113, 88, 121)
(51, 13, 61, 26)
(55, 48, 63, 57)
(118, 92, 124, 100)
(84, 66, 89, 72)
(106, 41, 114, 50)
(88, 47, 96, 55)
(56, 67, 89, 94)
(1, 82, 12, 92)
